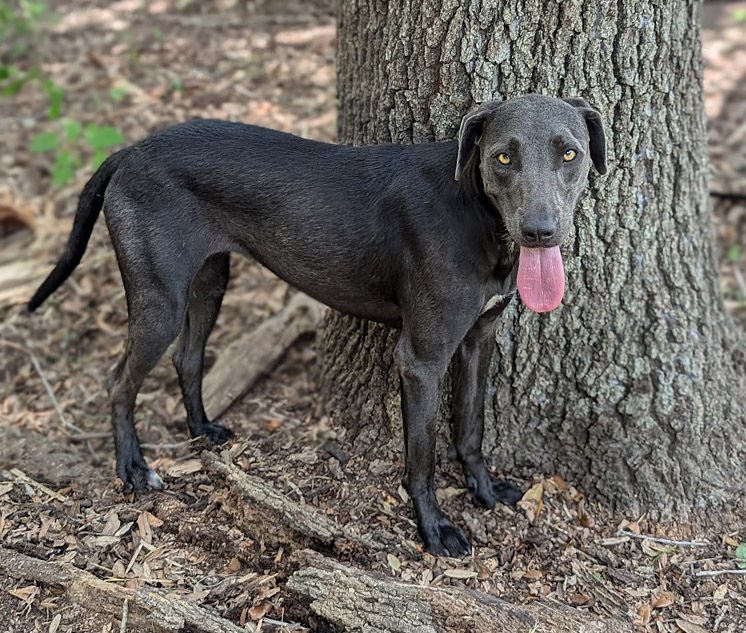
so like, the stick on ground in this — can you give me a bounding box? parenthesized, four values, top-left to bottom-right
(0, 546, 249, 633)
(288, 549, 636, 633)
(203, 293, 325, 420)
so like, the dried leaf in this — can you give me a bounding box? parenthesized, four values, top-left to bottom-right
(517, 482, 544, 521)
(421, 568, 433, 586)
(636, 603, 651, 626)
(137, 511, 153, 544)
(713, 583, 728, 600)
(166, 459, 202, 478)
(569, 593, 590, 606)
(523, 569, 543, 580)
(248, 601, 272, 621)
(228, 557, 241, 573)
(8, 585, 38, 602)
(48, 613, 62, 633)
(143, 511, 163, 528)
(113, 521, 134, 538)
(723, 535, 739, 548)
(675, 620, 709, 633)
(652, 591, 676, 609)
(101, 511, 120, 536)
(387, 553, 401, 573)
(474, 559, 491, 581)
(521, 481, 544, 504)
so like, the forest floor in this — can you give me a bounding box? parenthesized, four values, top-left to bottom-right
(1, 1, 746, 632)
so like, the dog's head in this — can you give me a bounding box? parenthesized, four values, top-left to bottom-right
(455, 94, 607, 312)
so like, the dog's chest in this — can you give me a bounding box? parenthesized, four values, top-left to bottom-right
(481, 258, 517, 315)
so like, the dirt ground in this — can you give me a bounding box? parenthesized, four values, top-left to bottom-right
(1, 1, 745, 632)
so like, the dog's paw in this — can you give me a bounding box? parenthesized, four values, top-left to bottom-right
(467, 472, 524, 509)
(489, 479, 524, 507)
(421, 520, 472, 558)
(197, 421, 234, 445)
(119, 462, 164, 495)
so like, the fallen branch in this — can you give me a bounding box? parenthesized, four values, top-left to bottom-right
(0, 547, 246, 633)
(287, 550, 636, 633)
(203, 293, 324, 420)
(202, 449, 342, 547)
(202, 450, 387, 558)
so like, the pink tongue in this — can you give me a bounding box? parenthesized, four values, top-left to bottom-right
(517, 246, 565, 313)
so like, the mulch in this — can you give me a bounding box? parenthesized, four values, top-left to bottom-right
(1, 1, 745, 631)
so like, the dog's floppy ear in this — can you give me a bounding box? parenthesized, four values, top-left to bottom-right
(564, 97, 607, 175)
(455, 103, 497, 181)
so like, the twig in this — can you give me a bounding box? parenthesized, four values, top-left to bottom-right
(694, 569, 746, 578)
(141, 438, 198, 450)
(617, 530, 709, 547)
(119, 598, 129, 633)
(0, 339, 83, 435)
(68, 432, 111, 441)
(124, 542, 144, 576)
(9, 468, 67, 502)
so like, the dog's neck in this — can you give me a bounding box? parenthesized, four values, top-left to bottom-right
(463, 160, 519, 275)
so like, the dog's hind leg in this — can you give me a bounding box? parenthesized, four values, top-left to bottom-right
(172, 252, 232, 443)
(107, 249, 194, 494)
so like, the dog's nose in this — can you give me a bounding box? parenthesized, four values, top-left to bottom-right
(521, 216, 557, 247)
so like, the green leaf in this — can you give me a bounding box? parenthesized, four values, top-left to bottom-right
(1, 78, 26, 96)
(43, 79, 64, 119)
(30, 130, 59, 153)
(51, 149, 74, 186)
(91, 148, 107, 169)
(84, 124, 124, 150)
(108, 86, 127, 102)
(61, 118, 81, 141)
(22, 1, 49, 20)
(736, 543, 746, 561)
(733, 8, 746, 23)
(10, 41, 28, 58)
(727, 244, 741, 263)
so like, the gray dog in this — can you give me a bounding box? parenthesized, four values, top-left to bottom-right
(29, 94, 606, 556)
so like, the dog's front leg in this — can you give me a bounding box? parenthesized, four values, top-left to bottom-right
(451, 300, 524, 509)
(394, 335, 471, 557)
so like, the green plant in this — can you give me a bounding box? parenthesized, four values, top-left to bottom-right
(30, 121, 124, 186)
(736, 543, 746, 569)
(0, 1, 50, 95)
(2, 1, 126, 186)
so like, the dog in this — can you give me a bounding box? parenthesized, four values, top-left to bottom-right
(29, 94, 606, 556)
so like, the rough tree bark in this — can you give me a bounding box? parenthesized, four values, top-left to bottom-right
(318, 0, 746, 519)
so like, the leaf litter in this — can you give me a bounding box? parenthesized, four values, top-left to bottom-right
(0, 0, 745, 632)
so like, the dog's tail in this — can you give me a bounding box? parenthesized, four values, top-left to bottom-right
(28, 150, 126, 312)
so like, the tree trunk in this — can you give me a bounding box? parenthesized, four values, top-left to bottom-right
(319, 0, 746, 519)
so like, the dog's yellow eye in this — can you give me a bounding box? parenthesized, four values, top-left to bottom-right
(497, 153, 511, 165)
(563, 149, 577, 162)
